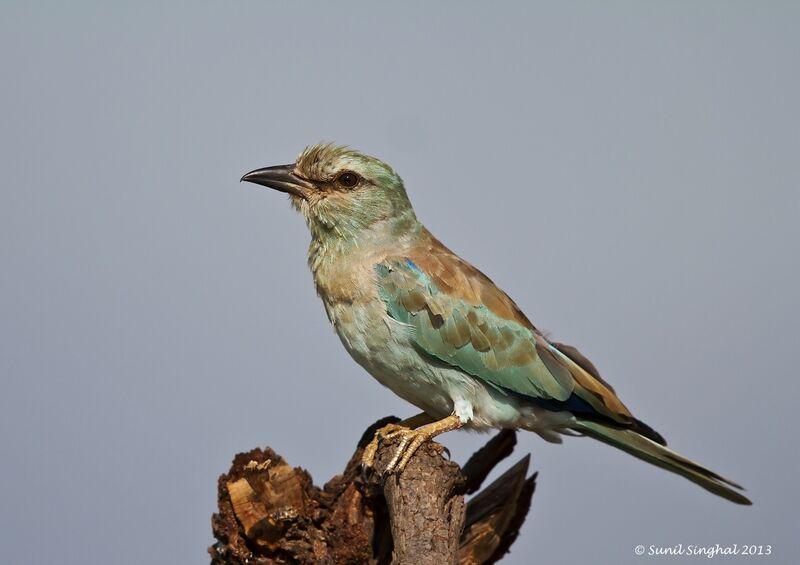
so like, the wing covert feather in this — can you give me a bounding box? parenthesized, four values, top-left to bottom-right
(374, 247, 635, 426)
(375, 258, 574, 401)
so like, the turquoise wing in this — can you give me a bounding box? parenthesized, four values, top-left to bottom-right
(375, 257, 576, 401)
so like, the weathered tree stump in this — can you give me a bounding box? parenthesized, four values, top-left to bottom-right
(209, 417, 536, 564)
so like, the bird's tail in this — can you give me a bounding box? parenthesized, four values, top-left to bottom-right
(571, 419, 751, 505)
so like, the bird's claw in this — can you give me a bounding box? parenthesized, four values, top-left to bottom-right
(361, 423, 440, 476)
(361, 423, 407, 473)
(384, 427, 441, 474)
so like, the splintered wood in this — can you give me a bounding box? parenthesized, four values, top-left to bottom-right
(226, 458, 307, 549)
(210, 420, 536, 565)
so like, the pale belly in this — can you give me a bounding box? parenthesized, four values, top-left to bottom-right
(322, 294, 573, 439)
(326, 296, 455, 416)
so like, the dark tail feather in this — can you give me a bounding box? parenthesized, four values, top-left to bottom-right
(572, 419, 751, 505)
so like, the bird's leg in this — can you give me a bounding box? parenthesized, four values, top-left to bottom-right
(396, 411, 438, 429)
(384, 414, 464, 474)
(361, 412, 435, 470)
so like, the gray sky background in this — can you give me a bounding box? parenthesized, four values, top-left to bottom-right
(2, 2, 798, 564)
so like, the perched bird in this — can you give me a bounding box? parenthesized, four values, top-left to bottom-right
(241, 143, 750, 505)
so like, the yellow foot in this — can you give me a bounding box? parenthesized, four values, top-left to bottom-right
(383, 426, 446, 474)
(361, 423, 409, 470)
(362, 414, 463, 475)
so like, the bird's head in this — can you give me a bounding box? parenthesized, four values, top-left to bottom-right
(241, 143, 416, 240)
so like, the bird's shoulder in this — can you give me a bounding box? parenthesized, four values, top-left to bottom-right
(378, 232, 536, 330)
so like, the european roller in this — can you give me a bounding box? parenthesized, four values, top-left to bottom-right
(241, 143, 750, 505)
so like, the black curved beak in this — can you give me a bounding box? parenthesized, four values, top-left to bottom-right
(240, 164, 315, 199)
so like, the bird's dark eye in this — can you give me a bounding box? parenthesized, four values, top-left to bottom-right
(336, 171, 360, 188)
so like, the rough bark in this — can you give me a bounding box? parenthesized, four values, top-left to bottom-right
(370, 436, 466, 564)
(209, 417, 536, 565)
